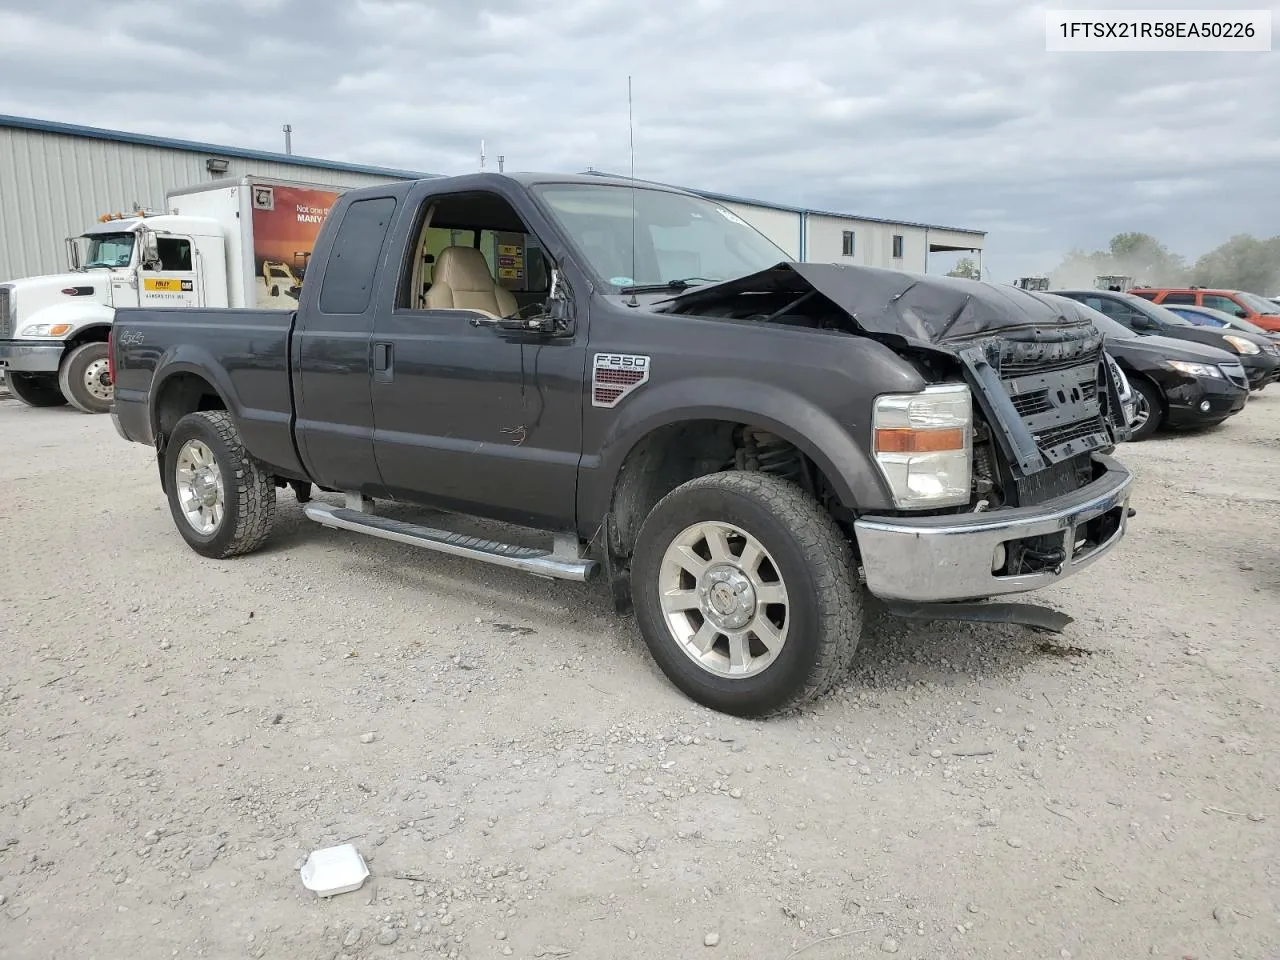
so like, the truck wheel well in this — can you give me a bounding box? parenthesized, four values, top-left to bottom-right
(606, 420, 848, 558)
(154, 373, 227, 442)
(66, 326, 110, 350)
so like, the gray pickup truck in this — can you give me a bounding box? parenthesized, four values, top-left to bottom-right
(110, 172, 1134, 716)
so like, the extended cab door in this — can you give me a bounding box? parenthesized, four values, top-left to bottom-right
(367, 179, 586, 530)
(292, 191, 404, 494)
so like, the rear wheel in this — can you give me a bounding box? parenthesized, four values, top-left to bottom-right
(4, 370, 68, 407)
(164, 410, 276, 558)
(631, 471, 862, 717)
(1128, 378, 1163, 441)
(58, 341, 113, 413)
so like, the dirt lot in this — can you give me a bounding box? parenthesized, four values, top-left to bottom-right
(1, 391, 1277, 960)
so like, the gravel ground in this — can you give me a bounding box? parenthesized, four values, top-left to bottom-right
(1, 391, 1277, 960)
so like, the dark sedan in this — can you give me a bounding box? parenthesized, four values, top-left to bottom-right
(1051, 289, 1280, 390)
(1048, 298, 1249, 441)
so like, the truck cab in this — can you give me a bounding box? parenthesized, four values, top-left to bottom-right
(0, 212, 225, 412)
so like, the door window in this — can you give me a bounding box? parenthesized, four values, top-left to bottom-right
(397, 192, 553, 311)
(1202, 294, 1246, 316)
(1158, 292, 1195, 305)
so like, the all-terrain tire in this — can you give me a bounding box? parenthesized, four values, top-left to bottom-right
(4, 370, 68, 407)
(1128, 377, 1163, 441)
(164, 410, 276, 558)
(631, 471, 862, 717)
(58, 341, 113, 413)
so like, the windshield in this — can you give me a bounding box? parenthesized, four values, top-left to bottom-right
(1137, 298, 1194, 327)
(532, 183, 791, 290)
(1168, 308, 1226, 327)
(82, 233, 135, 269)
(1236, 291, 1280, 314)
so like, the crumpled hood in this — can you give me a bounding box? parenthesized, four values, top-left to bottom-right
(659, 262, 1100, 349)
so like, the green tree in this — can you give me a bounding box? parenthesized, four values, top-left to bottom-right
(946, 257, 981, 280)
(1105, 232, 1187, 284)
(1190, 234, 1280, 293)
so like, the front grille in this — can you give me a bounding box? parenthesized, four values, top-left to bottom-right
(0, 286, 11, 338)
(1220, 361, 1248, 389)
(995, 334, 1112, 473)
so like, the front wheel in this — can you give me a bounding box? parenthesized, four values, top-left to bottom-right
(164, 410, 277, 558)
(1128, 378, 1163, 441)
(58, 341, 113, 413)
(4, 370, 68, 407)
(631, 471, 862, 717)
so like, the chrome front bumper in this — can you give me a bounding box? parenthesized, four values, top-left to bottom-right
(854, 455, 1133, 603)
(0, 340, 64, 372)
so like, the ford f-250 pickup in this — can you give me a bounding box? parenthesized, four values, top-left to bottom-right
(109, 172, 1135, 717)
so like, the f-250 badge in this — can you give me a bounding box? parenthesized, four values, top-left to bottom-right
(591, 353, 650, 408)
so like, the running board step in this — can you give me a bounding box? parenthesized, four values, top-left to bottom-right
(303, 502, 598, 582)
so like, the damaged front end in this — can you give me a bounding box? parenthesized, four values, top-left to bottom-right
(657, 262, 1135, 622)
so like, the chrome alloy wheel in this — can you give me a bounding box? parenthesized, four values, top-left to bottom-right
(1131, 392, 1150, 430)
(83, 357, 113, 402)
(175, 439, 225, 535)
(657, 520, 790, 678)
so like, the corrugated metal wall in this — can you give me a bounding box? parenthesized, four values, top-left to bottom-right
(0, 126, 408, 281)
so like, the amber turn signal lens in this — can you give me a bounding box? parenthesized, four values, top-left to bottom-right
(874, 427, 966, 454)
(48, 324, 71, 336)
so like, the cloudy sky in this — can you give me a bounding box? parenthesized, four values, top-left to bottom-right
(1, 0, 1277, 281)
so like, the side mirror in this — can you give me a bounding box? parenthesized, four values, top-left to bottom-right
(139, 230, 161, 270)
(1236, 309, 1250, 319)
(64, 237, 83, 271)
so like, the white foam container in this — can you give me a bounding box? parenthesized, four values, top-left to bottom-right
(299, 843, 370, 897)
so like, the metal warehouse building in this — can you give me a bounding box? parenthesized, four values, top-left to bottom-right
(0, 114, 985, 283)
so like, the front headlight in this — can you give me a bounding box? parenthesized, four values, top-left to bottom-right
(1168, 360, 1223, 378)
(872, 383, 972, 509)
(1222, 335, 1260, 355)
(19, 323, 72, 338)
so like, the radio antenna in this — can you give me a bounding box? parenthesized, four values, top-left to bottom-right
(626, 75, 638, 307)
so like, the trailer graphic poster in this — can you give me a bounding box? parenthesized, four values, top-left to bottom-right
(250, 184, 342, 309)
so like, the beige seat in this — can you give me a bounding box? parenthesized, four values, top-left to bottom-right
(424, 245, 518, 318)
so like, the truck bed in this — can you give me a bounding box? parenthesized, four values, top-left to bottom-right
(111, 307, 302, 477)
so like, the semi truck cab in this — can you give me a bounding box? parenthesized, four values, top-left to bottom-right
(0, 212, 225, 412)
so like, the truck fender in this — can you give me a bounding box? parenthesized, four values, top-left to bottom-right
(584, 375, 891, 524)
(19, 300, 115, 336)
(148, 344, 242, 443)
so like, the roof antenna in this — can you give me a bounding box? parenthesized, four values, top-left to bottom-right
(479, 139, 486, 171)
(625, 75, 639, 308)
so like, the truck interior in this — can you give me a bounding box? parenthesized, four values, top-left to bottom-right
(399, 191, 552, 317)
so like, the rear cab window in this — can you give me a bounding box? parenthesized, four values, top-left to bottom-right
(319, 197, 399, 315)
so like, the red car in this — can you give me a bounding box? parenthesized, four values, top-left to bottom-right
(1130, 287, 1280, 333)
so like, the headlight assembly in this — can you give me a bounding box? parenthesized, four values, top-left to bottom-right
(1222, 335, 1260, 355)
(872, 383, 972, 509)
(18, 323, 72, 337)
(1168, 360, 1223, 378)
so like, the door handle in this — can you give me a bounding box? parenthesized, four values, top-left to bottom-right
(373, 341, 393, 382)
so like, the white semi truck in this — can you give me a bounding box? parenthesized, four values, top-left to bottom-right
(0, 176, 345, 412)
